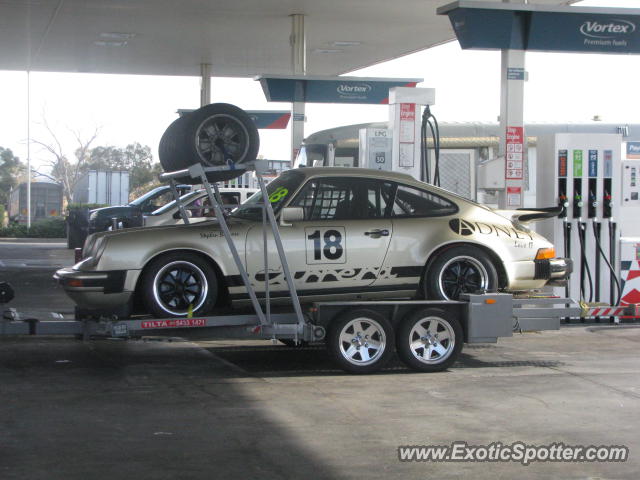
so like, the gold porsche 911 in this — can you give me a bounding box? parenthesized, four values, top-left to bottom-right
(55, 167, 571, 318)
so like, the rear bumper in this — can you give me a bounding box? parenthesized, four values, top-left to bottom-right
(540, 258, 573, 287)
(507, 257, 573, 290)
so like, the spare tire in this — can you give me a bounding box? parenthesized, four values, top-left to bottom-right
(159, 103, 260, 172)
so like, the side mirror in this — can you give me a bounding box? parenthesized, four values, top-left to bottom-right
(280, 207, 304, 226)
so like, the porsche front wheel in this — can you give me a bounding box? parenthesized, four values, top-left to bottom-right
(141, 252, 218, 318)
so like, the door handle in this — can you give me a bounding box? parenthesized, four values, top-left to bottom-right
(364, 229, 389, 238)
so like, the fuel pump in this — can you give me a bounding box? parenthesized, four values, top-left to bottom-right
(536, 133, 622, 308)
(588, 150, 600, 301)
(557, 160, 570, 298)
(573, 152, 592, 303)
(576, 205, 593, 303)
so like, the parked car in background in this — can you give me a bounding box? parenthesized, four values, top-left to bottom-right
(143, 188, 258, 228)
(87, 185, 191, 234)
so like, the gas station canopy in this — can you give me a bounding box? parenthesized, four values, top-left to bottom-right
(257, 75, 422, 104)
(439, 1, 640, 54)
(0, 0, 577, 77)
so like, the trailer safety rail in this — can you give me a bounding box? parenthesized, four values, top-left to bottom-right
(159, 161, 307, 344)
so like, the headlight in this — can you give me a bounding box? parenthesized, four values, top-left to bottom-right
(91, 237, 107, 261)
(78, 237, 108, 268)
(89, 211, 98, 221)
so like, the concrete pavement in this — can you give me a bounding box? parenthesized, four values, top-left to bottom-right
(1, 241, 639, 479)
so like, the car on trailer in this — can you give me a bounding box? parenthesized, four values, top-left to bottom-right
(55, 167, 571, 321)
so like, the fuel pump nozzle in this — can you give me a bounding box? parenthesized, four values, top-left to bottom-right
(573, 192, 583, 219)
(558, 194, 569, 218)
(603, 190, 613, 219)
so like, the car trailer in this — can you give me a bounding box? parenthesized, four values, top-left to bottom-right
(3, 161, 639, 374)
(2, 286, 639, 374)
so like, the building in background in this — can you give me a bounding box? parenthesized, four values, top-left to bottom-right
(9, 181, 63, 224)
(72, 170, 130, 206)
(296, 122, 640, 206)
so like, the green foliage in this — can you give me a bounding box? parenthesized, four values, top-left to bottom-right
(0, 217, 66, 238)
(86, 142, 160, 192)
(130, 180, 162, 199)
(0, 147, 25, 207)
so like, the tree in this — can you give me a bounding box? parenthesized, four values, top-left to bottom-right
(33, 116, 159, 203)
(0, 147, 25, 207)
(87, 142, 161, 191)
(32, 119, 99, 206)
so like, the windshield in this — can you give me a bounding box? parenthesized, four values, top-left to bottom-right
(149, 190, 203, 215)
(231, 170, 305, 221)
(129, 186, 167, 206)
(294, 144, 327, 168)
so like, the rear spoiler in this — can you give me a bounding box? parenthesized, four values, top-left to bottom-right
(496, 205, 564, 224)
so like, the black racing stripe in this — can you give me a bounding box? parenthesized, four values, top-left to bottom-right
(228, 283, 419, 301)
(225, 275, 244, 287)
(226, 266, 421, 287)
(389, 266, 423, 278)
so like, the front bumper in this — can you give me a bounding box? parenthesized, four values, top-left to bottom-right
(54, 267, 134, 316)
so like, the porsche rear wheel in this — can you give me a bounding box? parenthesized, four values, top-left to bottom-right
(425, 246, 498, 300)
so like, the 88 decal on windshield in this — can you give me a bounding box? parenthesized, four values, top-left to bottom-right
(305, 227, 346, 264)
(269, 187, 289, 204)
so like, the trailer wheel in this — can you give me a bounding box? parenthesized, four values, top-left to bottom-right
(396, 308, 463, 372)
(327, 309, 394, 374)
(141, 252, 218, 318)
(159, 103, 259, 172)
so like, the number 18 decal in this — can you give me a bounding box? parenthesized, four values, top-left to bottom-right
(305, 227, 346, 264)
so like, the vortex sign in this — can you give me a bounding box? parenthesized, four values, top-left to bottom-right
(580, 20, 635, 39)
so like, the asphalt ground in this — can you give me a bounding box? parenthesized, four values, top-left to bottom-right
(0, 238, 76, 316)
(1, 240, 639, 479)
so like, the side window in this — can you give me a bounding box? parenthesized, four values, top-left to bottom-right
(366, 181, 394, 218)
(290, 178, 395, 220)
(146, 191, 174, 210)
(392, 185, 457, 217)
(220, 192, 240, 206)
(290, 179, 354, 220)
(288, 178, 359, 220)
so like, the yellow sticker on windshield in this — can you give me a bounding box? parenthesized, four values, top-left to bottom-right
(269, 187, 288, 203)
